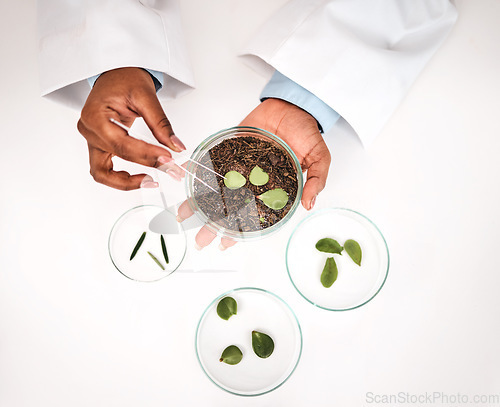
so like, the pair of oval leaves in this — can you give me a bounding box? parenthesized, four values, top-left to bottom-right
(224, 166, 269, 189)
(217, 296, 275, 364)
(315, 238, 362, 288)
(219, 332, 274, 365)
(316, 238, 362, 265)
(224, 167, 288, 211)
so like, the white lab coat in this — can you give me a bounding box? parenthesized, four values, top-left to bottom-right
(38, 0, 457, 145)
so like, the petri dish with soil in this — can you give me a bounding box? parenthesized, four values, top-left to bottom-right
(185, 127, 303, 241)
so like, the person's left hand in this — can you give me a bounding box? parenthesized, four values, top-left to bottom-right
(239, 98, 331, 210)
(177, 98, 331, 250)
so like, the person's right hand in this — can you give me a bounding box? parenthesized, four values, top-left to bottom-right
(176, 98, 331, 251)
(77, 67, 186, 190)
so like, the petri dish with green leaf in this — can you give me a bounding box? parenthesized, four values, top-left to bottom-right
(195, 287, 302, 396)
(108, 205, 187, 282)
(286, 208, 389, 311)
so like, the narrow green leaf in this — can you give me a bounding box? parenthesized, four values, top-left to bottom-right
(249, 166, 269, 186)
(315, 238, 343, 254)
(216, 296, 237, 320)
(147, 251, 165, 270)
(224, 171, 246, 190)
(130, 231, 146, 260)
(160, 235, 169, 264)
(257, 188, 288, 210)
(344, 239, 362, 266)
(219, 345, 243, 365)
(320, 257, 338, 288)
(252, 331, 274, 358)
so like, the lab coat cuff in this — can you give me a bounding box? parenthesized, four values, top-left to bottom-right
(87, 69, 164, 92)
(260, 71, 340, 133)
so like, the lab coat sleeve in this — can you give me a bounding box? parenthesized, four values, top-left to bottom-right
(88, 69, 164, 91)
(37, 0, 195, 109)
(240, 0, 458, 145)
(261, 70, 341, 133)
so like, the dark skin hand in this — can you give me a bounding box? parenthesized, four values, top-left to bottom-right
(77, 67, 186, 190)
(177, 98, 331, 250)
(240, 98, 331, 211)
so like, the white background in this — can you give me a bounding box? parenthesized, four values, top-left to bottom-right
(1, 1, 500, 406)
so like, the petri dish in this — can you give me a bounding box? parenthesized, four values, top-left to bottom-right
(195, 287, 302, 396)
(185, 127, 303, 241)
(286, 208, 389, 311)
(108, 205, 186, 282)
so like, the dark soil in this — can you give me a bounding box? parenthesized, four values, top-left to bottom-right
(192, 136, 299, 233)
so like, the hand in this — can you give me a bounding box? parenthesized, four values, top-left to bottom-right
(77, 67, 186, 190)
(176, 98, 331, 250)
(240, 98, 331, 210)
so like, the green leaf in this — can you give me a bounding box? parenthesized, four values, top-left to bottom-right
(147, 251, 165, 270)
(257, 189, 288, 210)
(315, 238, 343, 254)
(252, 331, 274, 358)
(130, 231, 146, 260)
(224, 171, 246, 190)
(219, 345, 243, 365)
(160, 235, 169, 264)
(216, 296, 237, 320)
(249, 166, 269, 186)
(320, 257, 338, 288)
(344, 239, 362, 266)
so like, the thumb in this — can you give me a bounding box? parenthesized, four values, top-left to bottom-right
(134, 91, 186, 152)
(301, 157, 331, 211)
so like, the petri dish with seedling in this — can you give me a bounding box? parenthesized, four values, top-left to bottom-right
(185, 127, 303, 241)
(108, 205, 187, 282)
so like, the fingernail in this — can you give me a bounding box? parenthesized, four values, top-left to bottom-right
(176, 215, 183, 223)
(194, 242, 203, 251)
(309, 195, 317, 210)
(218, 243, 227, 251)
(165, 169, 182, 181)
(141, 181, 159, 188)
(158, 155, 173, 165)
(140, 175, 158, 188)
(170, 135, 186, 151)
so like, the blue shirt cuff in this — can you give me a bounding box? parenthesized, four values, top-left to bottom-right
(260, 70, 340, 133)
(87, 69, 164, 92)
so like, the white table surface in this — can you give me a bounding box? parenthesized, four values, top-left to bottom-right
(1, 1, 500, 406)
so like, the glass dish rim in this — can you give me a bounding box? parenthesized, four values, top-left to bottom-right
(285, 207, 390, 311)
(108, 204, 187, 283)
(185, 126, 304, 241)
(194, 286, 303, 397)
